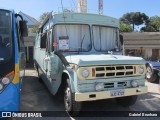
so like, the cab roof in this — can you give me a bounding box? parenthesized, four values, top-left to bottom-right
(41, 12, 119, 28)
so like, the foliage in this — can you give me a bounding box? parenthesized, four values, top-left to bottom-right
(120, 12, 149, 30)
(28, 26, 39, 33)
(141, 16, 160, 32)
(63, 8, 74, 13)
(39, 12, 49, 23)
(120, 21, 133, 32)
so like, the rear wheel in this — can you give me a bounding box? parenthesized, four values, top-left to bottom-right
(116, 95, 138, 107)
(64, 81, 82, 117)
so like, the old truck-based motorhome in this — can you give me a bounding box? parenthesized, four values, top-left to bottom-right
(34, 12, 147, 116)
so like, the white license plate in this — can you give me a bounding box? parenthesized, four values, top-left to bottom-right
(110, 89, 125, 97)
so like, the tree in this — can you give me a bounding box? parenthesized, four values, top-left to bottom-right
(39, 12, 49, 23)
(141, 16, 160, 32)
(120, 21, 133, 32)
(120, 12, 149, 30)
(63, 8, 74, 13)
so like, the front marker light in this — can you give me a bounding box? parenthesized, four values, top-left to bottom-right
(138, 66, 144, 74)
(0, 83, 3, 91)
(2, 77, 10, 85)
(131, 81, 138, 88)
(82, 69, 90, 78)
(95, 83, 104, 91)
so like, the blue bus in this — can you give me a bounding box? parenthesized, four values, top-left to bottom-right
(0, 9, 28, 112)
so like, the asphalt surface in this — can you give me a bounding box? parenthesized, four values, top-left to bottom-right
(8, 68, 160, 120)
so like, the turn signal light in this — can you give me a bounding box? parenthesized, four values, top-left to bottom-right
(134, 66, 136, 74)
(92, 68, 95, 77)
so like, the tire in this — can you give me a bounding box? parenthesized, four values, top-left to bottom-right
(116, 95, 138, 107)
(146, 65, 156, 83)
(152, 73, 158, 83)
(64, 80, 82, 117)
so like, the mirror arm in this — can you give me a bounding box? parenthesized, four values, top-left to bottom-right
(15, 14, 23, 21)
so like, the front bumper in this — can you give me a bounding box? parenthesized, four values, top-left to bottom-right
(0, 83, 20, 111)
(75, 86, 147, 101)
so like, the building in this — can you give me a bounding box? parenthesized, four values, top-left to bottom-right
(123, 32, 160, 61)
(18, 12, 40, 63)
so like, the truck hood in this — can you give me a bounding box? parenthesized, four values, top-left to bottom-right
(65, 54, 145, 66)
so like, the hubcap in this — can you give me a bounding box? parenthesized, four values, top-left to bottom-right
(146, 67, 152, 79)
(64, 87, 71, 111)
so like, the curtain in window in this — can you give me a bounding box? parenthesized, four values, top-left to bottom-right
(93, 26, 117, 51)
(54, 24, 90, 51)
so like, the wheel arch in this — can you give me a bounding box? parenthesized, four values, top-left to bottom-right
(58, 70, 75, 93)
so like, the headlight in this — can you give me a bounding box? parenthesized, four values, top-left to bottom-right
(82, 69, 90, 78)
(2, 77, 10, 85)
(138, 66, 144, 74)
(0, 83, 3, 91)
(131, 81, 138, 88)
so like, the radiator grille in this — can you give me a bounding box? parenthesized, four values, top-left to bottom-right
(95, 65, 134, 78)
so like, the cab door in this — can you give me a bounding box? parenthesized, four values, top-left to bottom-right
(45, 28, 63, 95)
(44, 29, 52, 79)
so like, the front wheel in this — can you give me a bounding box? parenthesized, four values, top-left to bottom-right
(146, 65, 157, 83)
(64, 83, 82, 117)
(116, 95, 138, 107)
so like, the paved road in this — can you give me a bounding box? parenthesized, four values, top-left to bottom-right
(14, 69, 160, 120)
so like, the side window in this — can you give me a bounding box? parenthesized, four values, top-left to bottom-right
(40, 32, 47, 49)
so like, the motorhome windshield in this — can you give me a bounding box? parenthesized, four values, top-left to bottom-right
(0, 10, 12, 62)
(54, 24, 91, 52)
(93, 26, 118, 52)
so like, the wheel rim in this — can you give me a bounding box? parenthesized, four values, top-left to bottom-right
(146, 67, 152, 79)
(64, 87, 71, 111)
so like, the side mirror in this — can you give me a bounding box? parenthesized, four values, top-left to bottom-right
(120, 34, 123, 45)
(19, 20, 28, 37)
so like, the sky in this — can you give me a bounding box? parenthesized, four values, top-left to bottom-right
(0, 0, 160, 21)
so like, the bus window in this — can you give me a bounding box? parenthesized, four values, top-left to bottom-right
(0, 10, 12, 61)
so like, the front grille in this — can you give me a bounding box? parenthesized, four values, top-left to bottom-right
(95, 65, 134, 78)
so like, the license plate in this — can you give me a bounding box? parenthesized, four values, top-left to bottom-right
(110, 89, 125, 97)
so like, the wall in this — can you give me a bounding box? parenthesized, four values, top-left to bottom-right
(123, 32, 160, 61)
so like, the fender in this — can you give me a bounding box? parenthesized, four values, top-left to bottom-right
(62, 69, 76, 93)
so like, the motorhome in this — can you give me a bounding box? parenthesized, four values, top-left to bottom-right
(34, 12, 147, 116)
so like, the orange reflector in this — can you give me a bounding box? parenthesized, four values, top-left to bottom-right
(134, 66, 136, 74)
(92, 68, 95, 77)
(72, 65, 76, 69)
(5, 71, 14, 77)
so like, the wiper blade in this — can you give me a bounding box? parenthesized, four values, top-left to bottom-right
(78, 35, 85, 54)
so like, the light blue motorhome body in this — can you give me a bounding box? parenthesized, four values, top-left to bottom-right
(34, 12, 147, 116)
